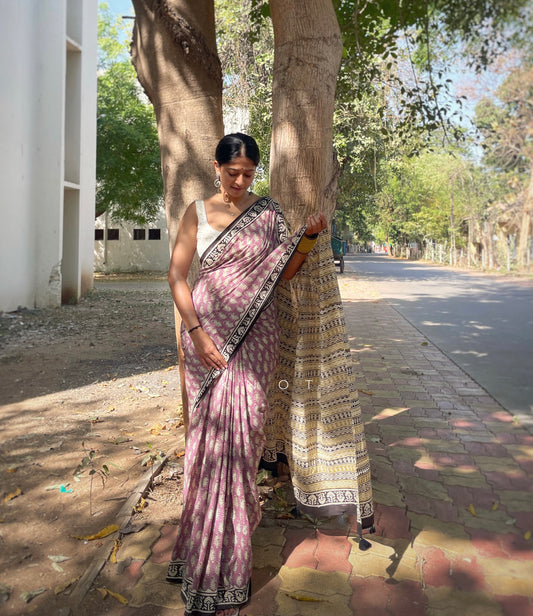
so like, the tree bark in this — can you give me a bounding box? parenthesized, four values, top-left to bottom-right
(517, 161, 533, 270)
(131, 0, 224, 430)
(269, 0, 341, 225)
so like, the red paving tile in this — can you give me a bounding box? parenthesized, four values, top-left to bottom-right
(123, 559, 145, 587)
(315, 530, 352, 574)
(468, 529, 513, 559)
(445, 485, 475, 507)
(373, 504, 411, 540)
(432, 500, 459, 523)
(449, 555, 488, 592)
(150, 524, 179, 564)
(387, 579, 427, 616)
(281, 527, 318, 569)
(247, 568, 281, 616)
(419, 547, 453, 588)
(350, 575, 392, 614)
(496, 595, 533, 616)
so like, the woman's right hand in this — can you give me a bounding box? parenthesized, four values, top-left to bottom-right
(190, 328, 228, 371)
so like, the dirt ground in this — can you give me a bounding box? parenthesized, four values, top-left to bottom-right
(0, 274, 186, 615)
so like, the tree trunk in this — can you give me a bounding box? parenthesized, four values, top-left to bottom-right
(131, 0, 223, 249)
(269, 0, 341, 224)
(517, 161, 533, 270)
(131, 0, 224, 430)
(267, 0, 374, 526)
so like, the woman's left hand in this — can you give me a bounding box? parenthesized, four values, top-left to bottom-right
(305, 212, 328, 236)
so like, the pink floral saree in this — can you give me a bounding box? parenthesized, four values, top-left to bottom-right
(167, 197, 305, 615)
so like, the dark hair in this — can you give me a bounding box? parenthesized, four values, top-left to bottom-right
(215, 133, 260, 166)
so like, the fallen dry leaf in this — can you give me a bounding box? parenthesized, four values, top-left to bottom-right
(133, 498, 147, 513)
(466, 503, 477, 517)
(71, 524, 120, 541)
(287, 593, 324, 602)
(3, 487, 22, 504)
(54, 577, 79, 595)
(20, 588, 46, 603)
(109, 539, 121, 564)
(96, 587, 128, 605)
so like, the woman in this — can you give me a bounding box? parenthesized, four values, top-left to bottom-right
(166, 133, 326, 616)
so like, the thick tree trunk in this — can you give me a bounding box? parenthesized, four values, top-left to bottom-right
(131, 0, 224, 430)
(517, 162, 533, 270)
(131, 0, 223, 248)
(269, 0, 341, 225)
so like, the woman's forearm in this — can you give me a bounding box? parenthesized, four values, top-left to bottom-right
(168, 275, 201, 332)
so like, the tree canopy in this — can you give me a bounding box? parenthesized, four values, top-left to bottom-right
(96, 3, 163, 224)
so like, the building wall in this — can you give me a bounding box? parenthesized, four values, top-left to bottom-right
(94, 209, 170, 273)
(0, 0, 97, 312)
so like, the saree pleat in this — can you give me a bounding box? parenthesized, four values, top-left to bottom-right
(167, 198, 304, 615)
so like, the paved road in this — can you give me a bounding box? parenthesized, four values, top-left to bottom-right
(344, 254, 533, 430)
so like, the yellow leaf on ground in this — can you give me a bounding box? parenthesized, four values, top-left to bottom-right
(466, 503, 477, 517)
(288, 594, 324, 602)
(133, 498, 147, 513)
(3, 487, 22, 503)
(358, 389, 374, 396)
(107, 589, 129, 604)
(525, 530, 531, 540)
(492, 502, 499, 511)
(54, 577, 79, 595)
(109, 540, 121, 564)
(71, 524, 120, 541)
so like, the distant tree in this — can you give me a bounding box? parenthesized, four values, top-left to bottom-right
(475, 61, 533, 267)
(96, 4, 163, 224)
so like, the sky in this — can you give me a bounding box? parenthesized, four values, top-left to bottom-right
(104, 0, 134, 19)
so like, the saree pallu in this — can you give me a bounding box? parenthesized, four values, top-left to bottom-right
(167, 197, 305, 615)
(263, 232, 374, 528)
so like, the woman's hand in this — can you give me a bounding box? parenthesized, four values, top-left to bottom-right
(305, 212, 328, 236)
(190, 328, 228, 371)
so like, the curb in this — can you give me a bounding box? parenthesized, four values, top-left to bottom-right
(68, 451, 173, 608)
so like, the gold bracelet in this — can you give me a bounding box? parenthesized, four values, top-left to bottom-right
(296, 234, 318, 255)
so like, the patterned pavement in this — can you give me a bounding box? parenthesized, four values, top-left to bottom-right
(86, 271, 533, 615)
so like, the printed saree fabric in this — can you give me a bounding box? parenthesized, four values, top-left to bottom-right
(263, 232, 374, 528)
(167, 197, 304, 615)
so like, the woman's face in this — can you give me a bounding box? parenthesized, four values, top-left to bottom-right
(216, 155, 256, 199)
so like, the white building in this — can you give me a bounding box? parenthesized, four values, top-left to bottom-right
(94, 207, 170, 273)
(0, 0, 97, 312)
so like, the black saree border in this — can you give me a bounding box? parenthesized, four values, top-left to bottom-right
(166, 560, 251, 614)
(191, 199, 305, 413)
(199, 196, 289, 267)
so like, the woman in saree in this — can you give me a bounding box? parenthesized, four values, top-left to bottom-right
(166, 133, 326, 616)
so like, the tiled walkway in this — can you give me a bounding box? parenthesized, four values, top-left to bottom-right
(87, 272, 533, 615)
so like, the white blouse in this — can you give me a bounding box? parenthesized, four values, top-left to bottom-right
(195, 200, 222, 258)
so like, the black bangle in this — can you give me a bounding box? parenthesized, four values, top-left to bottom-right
(188, 325, 201, 334)
(304, 232, 319, 239)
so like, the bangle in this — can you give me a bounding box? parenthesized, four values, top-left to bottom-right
(188, 324, 201, 334)
(296, 234, 318, 255)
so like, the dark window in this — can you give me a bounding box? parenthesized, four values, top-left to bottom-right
(148, 229, 161, 240)
(95, 229, 104, 240)
(107, 229, 119, 240)
(133, 229, 146, 240)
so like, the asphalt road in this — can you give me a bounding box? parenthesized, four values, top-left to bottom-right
(344, 253, 533, 430)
